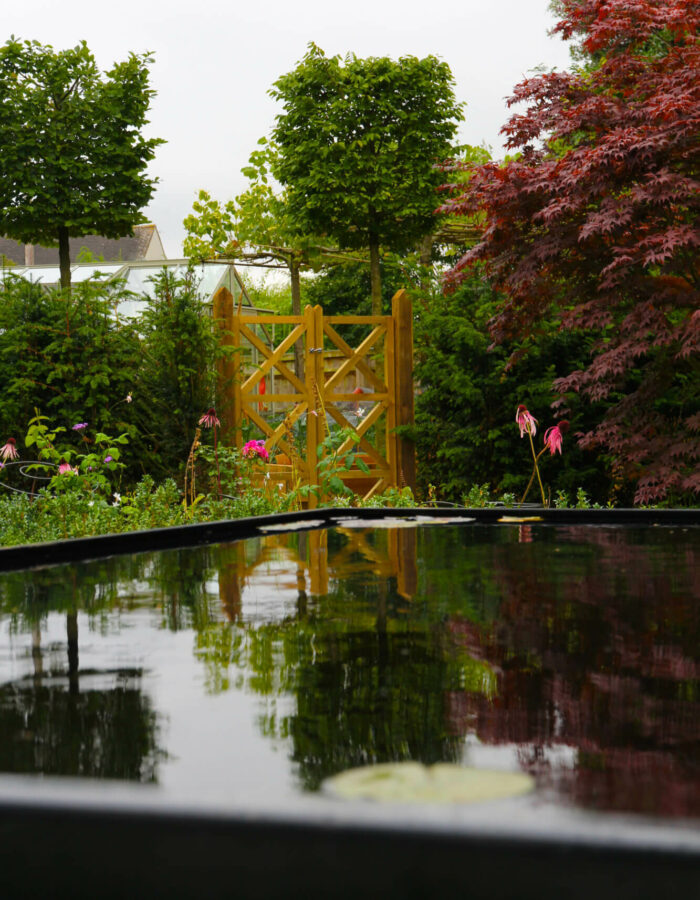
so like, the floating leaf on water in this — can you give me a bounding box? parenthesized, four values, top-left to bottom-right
(259, 519, 326, 532)
(334, 518, 418, 529)
(324, 762, 534, 805)
(498, 516, 543, 523)
(412, 516, 476, 525)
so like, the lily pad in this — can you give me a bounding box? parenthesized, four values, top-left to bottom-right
(324, 762, 535, 804)
(259, 519, 326, 532)
(334, 518, 418, 529)
(412, 515, 475, 525)
(498, 516, 543, 523)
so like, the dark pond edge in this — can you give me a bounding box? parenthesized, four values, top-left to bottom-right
(0, 793, 699, 899)
(0, 505, 698, 573)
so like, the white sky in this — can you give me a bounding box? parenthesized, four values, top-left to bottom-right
(6, 0, 573, 256)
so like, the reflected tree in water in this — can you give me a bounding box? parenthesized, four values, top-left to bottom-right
(196, 529, 496, 790)
(0, 553, 172, 782)
(0, 673, 162, 781)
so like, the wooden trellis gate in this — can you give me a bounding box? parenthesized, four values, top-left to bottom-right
(213, 288, 415, 505)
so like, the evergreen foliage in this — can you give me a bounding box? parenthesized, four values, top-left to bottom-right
(408, 274, 615, 503)
(134, 270, 221, 480)
(0, 275, 140, 447)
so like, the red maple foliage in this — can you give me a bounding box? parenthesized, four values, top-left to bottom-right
(442, 0, 699, 503)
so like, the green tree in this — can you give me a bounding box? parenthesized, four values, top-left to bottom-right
(184, 140, 366, 376)
(270, 45, 463, 315)
(0, 37, 162, 289)
(134, 270, 221, 481)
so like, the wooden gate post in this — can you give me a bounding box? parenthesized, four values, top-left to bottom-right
(392, 290, 416, 492)
(304, 305, 322, 507)
(213, 286, 236, 444)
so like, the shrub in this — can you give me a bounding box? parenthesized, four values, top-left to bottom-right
(0, 275, 140, 460)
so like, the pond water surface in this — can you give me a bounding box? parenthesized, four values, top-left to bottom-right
(0, 523, 698, 820)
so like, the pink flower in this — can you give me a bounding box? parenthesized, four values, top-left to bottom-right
(58, 461, 78, 475)
(72, 422, 88, 431)
(543, 421, 569, 456)
(199, 408, 221, 429)
(515, 405, 538, 438)
(104, 455, 113, 464)
(0, 438, 18, 461)
(242, 439, 269, 462)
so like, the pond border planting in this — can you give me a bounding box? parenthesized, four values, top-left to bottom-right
(0, 505, 698, 572)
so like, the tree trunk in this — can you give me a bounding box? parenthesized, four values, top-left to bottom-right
(419, 233, 433, 290)
(58, 226, 71, 291)
(290, 257, 304, 380)
(67, 611, 79, 696)
(369, 237, 382, 317)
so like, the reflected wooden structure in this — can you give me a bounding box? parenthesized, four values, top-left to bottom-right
(217, 526, 417, 622)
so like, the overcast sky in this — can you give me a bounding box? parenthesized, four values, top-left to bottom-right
(7, 0, 574, 256)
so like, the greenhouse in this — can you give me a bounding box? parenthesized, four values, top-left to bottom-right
(0, 258, 253, 317)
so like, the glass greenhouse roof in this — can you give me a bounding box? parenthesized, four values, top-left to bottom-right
(0, 261, 248, 315)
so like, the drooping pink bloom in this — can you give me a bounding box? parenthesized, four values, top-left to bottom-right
(0, 438, 19, 461)
(242, 439, 269, 462)
(199, 408, 221, 429)
(543, 421, 569, 456)
(515, 405, 538, 438)
(58, 461, 78, 475)
(72, 422, 88, 431)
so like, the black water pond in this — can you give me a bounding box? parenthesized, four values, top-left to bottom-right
(0, 514, 698, 897)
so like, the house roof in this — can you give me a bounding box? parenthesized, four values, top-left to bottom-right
(0, 224, 164, 266)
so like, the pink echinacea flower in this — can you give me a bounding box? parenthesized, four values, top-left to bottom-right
(515, 405, 538, 438)
(199, 408, 221, 429)
(543, 421, 569, 456)
(0, 438, 19, 461)
(58, 461, 78, 475)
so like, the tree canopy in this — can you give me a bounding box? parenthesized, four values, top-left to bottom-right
(442, 0, 699, 503)
(184, 139, 351, 376)
(0, 37, 162, 288)
(270, 44, 463, 314)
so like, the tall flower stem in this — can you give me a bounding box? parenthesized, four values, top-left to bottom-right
(522, 429, 546, 506)
(213, 424, 222, 501)
(184, 428, 201, 507)
(519, 446, 547, 505)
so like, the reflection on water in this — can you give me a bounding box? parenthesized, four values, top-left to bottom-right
(0, 670, 161, 781)
(0, 524, 697, 817)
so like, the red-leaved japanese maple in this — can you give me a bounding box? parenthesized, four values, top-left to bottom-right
(442, 0, 699, 503)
